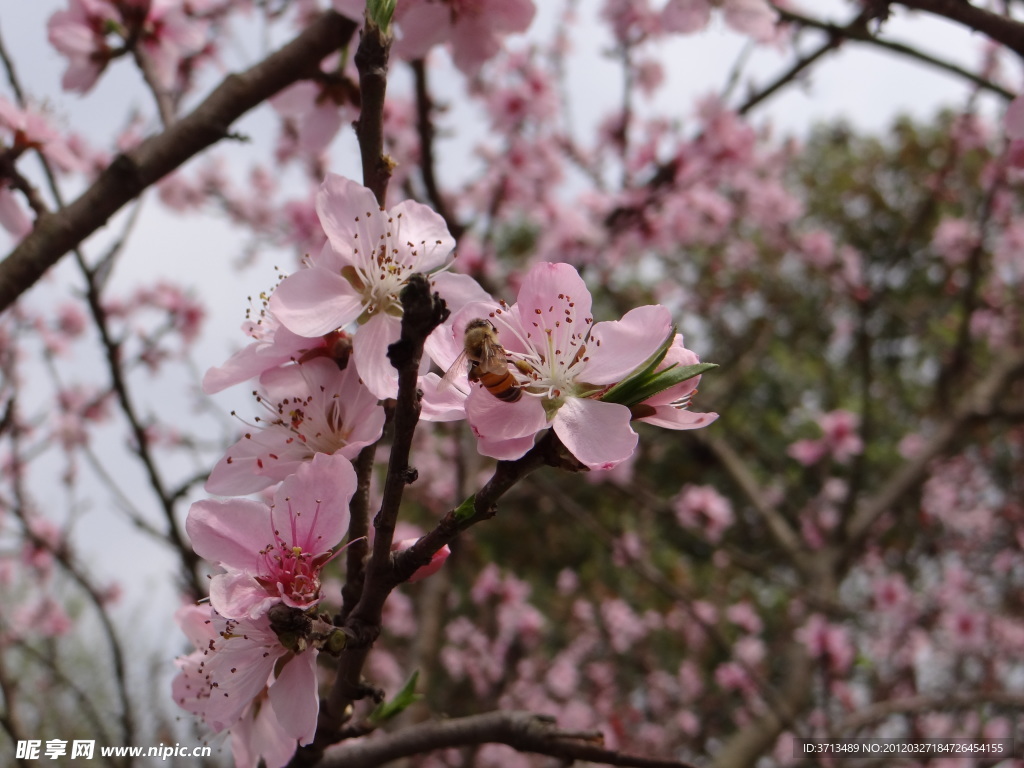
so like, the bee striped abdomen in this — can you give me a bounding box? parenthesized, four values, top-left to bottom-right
(470, 365, 522, 402)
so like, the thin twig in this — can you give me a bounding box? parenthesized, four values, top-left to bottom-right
(774, 5, 1014, 101)
(354, 20, 392, 204)
(411, 59, 462, 240)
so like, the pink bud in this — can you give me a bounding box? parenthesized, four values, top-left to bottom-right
(393, 538, 451, 583)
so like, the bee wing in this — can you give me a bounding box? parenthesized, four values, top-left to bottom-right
(438, 349, 471, 393)
(476, 338, 509, 373)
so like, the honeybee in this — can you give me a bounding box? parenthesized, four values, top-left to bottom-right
(441, 318, 522, 402)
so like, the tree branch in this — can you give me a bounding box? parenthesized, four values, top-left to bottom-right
(894, 0, 1024, 59)
(775, 6, 1014, 101)
(838, 691, 1024, 734)
(0, 10, 358, 314)
(845, 346, 1024, 545)
(320, 710, 701, 768)
(355, 20, 393, 204)
(296, 276, 449, 766)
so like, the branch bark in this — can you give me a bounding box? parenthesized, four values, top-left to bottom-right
(845, 346, 1024, 546)
(894, 0, 1024, 59)
(775, 5, 1014, 101)
(0, 11, 358, 314)
(320, 710, 701, 768)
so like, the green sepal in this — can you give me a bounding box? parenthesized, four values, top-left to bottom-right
(599, 327, 716, 407)
(369, 670, 422, 724)
(604, 362, 718, 407)
(453, 495, 477, 522)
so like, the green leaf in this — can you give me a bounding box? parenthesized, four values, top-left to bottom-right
(369, 670, 422, 724)
(604, 362, 718, 407)
(453, 494, 477, 522)
(366, 0, 397, 30)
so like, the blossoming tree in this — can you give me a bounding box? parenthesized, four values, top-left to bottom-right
(2, 1, 1024, 767)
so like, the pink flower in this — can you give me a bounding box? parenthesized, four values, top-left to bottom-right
(674, 484, 734, 542)
(631, 334, 718, 430)
(271, 80, 353, 162)
(662, 0, 777, 42)
(788, 410, 862, 465)
(392, 538, 451, 583)
(0, 97, 84, 174)
(0, 185, 32, 239)
(47, 0, 118, 93)
(428, 262, 711, 469)
(1005, 94, 1024, 140)
(819, 409, 863, 462)
(269, 174, 486, 399)
(205, 358, 384, 496)
(135, 0, 209, 90)
(172, 604, 319, 762)
(201, 298, 348, 395)
(340, 0, 537, 75)
(796, 614, 854, 674)
(189, 453, 356, 619)
(787, 438, 827, 466)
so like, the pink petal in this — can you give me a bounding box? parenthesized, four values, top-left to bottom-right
(466, 387, 547, 441)
(230, 703, 297, 768)
(553, 398, 637, 470)
(515, 263, 593, 350)
(477, 432, 538, 460)
(186, 498, 273, 570)
(450, 19, 502, 73)
(581, 304, 672, 385)
(482, 0, 536, 32)
(419, 372, 469, 422)
(638, 407, 719, 430)
(269, 650, 320, 745)
(352, 312, 402, 399)
(723, 0, 778, 42)
(394, 538, 451, 583)
(175, 603, 217, 649)
(643, 334, 701, 405)
(204, 430, 303, 496)
(392, 2, 451, 61)
(272, 452, 356, 552)
(298, 103, 345, 156)
(662, 0, 711, 33)
(316, 173, 381, 254)
(270, 266, 364, 337)
(270, 81, 319, 115)
(430, 271, 493, 312)
(389, 198, 456, 271)
(210, 572, 278, 620)
(0, 187, 31, 238)
(1007, 95, 1024, 140)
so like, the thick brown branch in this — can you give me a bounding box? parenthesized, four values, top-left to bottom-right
(0, 11, 358, 314)
(320, 710, 700, 768)
(895, 0, 1024, 59)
